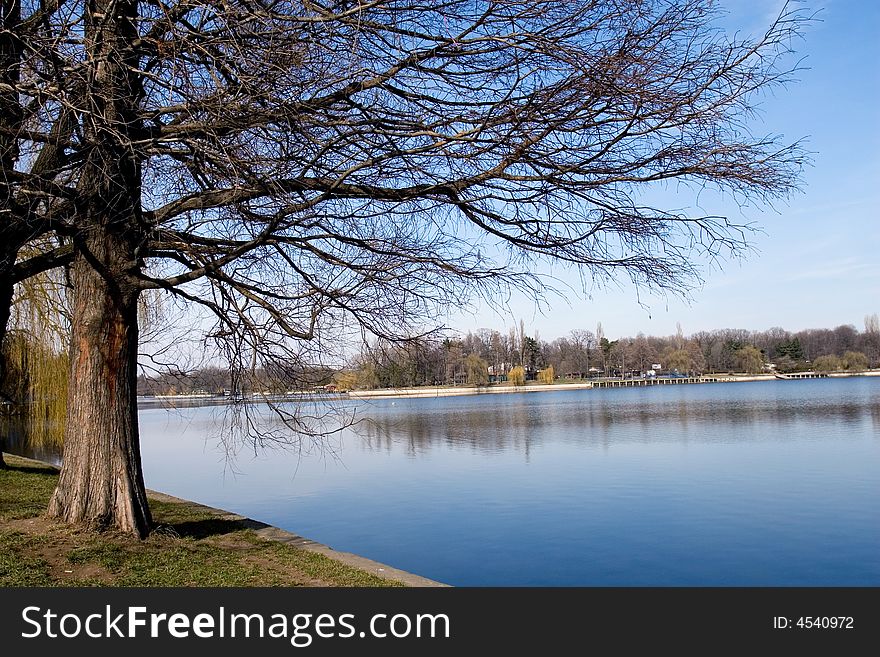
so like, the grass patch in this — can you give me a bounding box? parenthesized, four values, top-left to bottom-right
(266, 541, 402, 587)
(67, 539, 288, 587)
(0, 453, 404, 587)
(0, 457, 58, 520)
(0, 531, 53, 586)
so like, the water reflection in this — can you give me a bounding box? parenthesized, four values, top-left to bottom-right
(346, 391, 878, 456)
(357, 412, 540, 459)
(0, 416, 62, 465)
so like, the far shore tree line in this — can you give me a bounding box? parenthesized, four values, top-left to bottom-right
(129, 315, 880, 395)
(292, 317, 880, 388)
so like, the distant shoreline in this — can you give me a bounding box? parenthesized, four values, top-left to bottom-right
(347, 371, 880, 399)
(137, 370, 879, 405)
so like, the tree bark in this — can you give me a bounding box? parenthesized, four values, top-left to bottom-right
(47, 245, 151, 536)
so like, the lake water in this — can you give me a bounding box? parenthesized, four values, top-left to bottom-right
(8, 378, 877, 586)
(132, 377, 880, 586)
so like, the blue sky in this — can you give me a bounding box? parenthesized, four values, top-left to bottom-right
(450, 0, 880, 342)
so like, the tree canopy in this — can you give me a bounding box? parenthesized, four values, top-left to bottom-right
(1, 0, 810, 535)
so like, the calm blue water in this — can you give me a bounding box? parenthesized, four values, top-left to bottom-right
(137, 378, 880, 586)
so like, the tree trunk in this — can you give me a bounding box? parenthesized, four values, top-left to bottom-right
(46, 0, 151, 537)
(47, 248, 151, 536)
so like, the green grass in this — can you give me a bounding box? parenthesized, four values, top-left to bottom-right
(0, 532, 53, 586)
(0, 453, 403, 587)
(0, 457, 59, 521)
(65, 538, 289, 587)
(265, 541, 402, 586)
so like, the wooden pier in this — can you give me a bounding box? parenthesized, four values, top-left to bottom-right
(774, 372, 828, 380)
(591, 376, 721, 388)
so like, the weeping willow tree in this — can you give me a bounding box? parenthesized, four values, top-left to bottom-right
(0, 333, 69, 451)
(0, 240, 70, 466)
(0, 245, 163, 466)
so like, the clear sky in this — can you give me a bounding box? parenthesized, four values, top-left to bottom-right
(449, 0, 880, 342)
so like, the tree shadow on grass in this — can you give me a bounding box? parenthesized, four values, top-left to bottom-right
(4, 464, 58, 476)
(158, 517, 271, 540)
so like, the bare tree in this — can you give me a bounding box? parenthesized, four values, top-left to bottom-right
(4, 0, 808, 534)
(596, 321, 608, 373)
(569, 329, 596, 377)
(865, 314, 880, 367)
